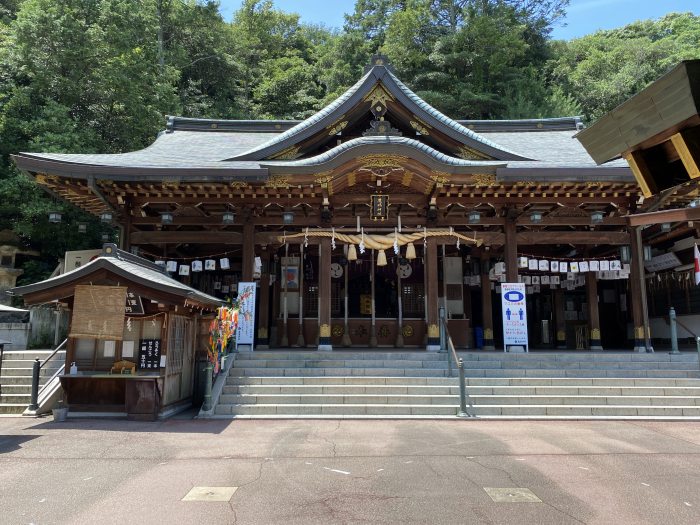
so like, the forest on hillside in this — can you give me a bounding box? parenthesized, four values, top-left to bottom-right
(1, 0, 699, 282)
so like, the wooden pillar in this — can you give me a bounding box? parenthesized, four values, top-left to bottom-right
(256, 249, 271, 349)
(586, 273, 602, 350)
(242, 223, 255, 281)
(425, 240, 440, 351)
(481, 253, 495, 350)
(629, 227, 649, 352)
(296, 243, 305, 347)
(318, 238, 332, 351)
(280, 244, 290, 347)
(120, 205, 132, 252)
(554, 288, 567, 349)
(504, 218, 518, 283)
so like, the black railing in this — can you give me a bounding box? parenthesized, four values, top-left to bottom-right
(28, 338, 67, 411)
(440, 311, 473, 418)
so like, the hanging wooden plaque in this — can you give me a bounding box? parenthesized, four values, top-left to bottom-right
(370, 194, 389, 221)
(69, 285, 127, 340)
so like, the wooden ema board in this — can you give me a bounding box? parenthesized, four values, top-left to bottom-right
(69, 285, 127, 340)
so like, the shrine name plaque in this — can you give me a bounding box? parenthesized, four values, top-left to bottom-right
(138, 339, 162, 370)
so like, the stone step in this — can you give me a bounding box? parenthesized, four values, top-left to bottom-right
(1, 350, 60, 359)
(237, 351, 700, 363)
(231, 358, 699, 371)
(0, 367, 62, 377)
(223, 384, 700, 396)
(0, 375, 51, 386)
(214, 403, 700, 417)
(227, 376, 700, 387)
(0, 384, 32, 394)
(227, 366, 698, 378)
(0, 403, 27, 415)
(218, 393, 700, 406)
(0, 393, 30, 404)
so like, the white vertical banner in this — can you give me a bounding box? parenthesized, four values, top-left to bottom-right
(236, 282, 257, 350)
(501, 282, 528, 352)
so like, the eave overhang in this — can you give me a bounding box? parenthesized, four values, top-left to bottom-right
(577, 60, 700, 164)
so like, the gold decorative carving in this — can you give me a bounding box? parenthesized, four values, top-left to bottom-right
(363, 83, 394, 107)
(314, 172, 334, 186)
(401, 172, 413, 187)
(427, 324, 439, 338)
(402, 324, 414, 338)
(34, 173, 59, 185)
(430, 172, 451, 185)
(348, 172, 356, 187)
(332, 325, 344, 337)
(270, 145, 300, 160)
(258, 327, 268, 338)
(484, 328, 494, 340)
(556, 330, 566, 341)
(410, 117, 431, 135)
(634, 326, 645, 339)
(590, 328, 601, 340)
(229, 180, 250, 190)
(326, 115, 348, 136)
(471, 174, 496, 187)
(458, 145, 490, 160)
(265, 176, 291, 189)
(358, 154, 406, 170)
(320, 324, 331, 338)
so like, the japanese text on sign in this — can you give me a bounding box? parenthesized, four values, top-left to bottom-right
(500, 283, 529, 352)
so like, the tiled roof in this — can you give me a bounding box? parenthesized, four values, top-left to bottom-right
(10, 248, 223, 307)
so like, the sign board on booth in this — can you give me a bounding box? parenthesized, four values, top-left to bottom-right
(500, 282, 529, 352)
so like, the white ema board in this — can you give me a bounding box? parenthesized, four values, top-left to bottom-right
(501, 282, 528, 352)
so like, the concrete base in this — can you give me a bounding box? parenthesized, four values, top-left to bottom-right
(590, 345, 604, 351)
(426, 344, 440, 352)
(317, 344, 333, 351)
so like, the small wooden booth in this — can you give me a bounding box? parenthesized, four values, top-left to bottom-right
(10, 244, 222, 419)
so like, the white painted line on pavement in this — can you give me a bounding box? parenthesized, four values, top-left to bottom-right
(38, 499, 45, 503)
(578, 467, 589, 470)
(684, 502, 692, 507)
(377, 469, 384, 472)
(404, 460, 413, 464)
(323, 467, 350, 475)
(641, 483, 650, 487)
(83, 477, 93, 481)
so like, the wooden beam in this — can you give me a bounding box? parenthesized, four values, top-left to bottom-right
(130, 231, 242, 244)
(670, 131, 700, 179)
(624, 151, 656, 198)
(627, 206, 700, 226)
(516, 231, 630, 245)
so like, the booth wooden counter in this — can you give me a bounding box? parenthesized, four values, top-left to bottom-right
(60, 373, 162, 420)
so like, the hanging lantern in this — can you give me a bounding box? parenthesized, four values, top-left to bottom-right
(530, 211, 543, 223)
(100, 211, 113, 223)
(347, 244, 358, 261)
(77, 222, 87, 233)
(222, 211, 235, 224)
(661, 222, 671, 232)
(376, 249, 387, 267)
(468, 211, 481, 224)
(48, 211, 62, 224)
(161, 212, 173, 225)
(405, 242, 416, 260)
(282, 210, 294, 224)
(620, 245, 631, 264)
(590, 211, 604, 224)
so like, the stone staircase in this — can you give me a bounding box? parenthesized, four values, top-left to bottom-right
(0, 350, 64, 415)
(212, 351, 700, 419)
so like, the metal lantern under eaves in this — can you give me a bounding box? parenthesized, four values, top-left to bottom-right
(222, 211, 235, 224)
(161, 212, 174, 225)
(100, 211, 113, 223)
(530, 211, 542, 224)
(77, 222, 88, 233)
(468, 211, 481, 224)
(48, 211, 62, 224)
(591, 211, 604, 224)
(282, 210, 294, 225)
(620, 245, 631, 264)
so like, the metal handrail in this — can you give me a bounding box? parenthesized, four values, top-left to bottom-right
(28, 338, 67, 411)
(670, 317, 700, 372)
(440, 317, 474, 418)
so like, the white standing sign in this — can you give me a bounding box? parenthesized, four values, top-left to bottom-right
(501, 282, 528, 352)
(236, 282, 257, 351)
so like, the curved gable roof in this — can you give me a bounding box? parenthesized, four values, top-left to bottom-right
(230, 60, 529, 162)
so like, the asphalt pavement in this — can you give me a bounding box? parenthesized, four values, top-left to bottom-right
(0, 416, 699, 524)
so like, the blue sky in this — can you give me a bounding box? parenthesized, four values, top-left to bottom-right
(218, 0, 700, 40)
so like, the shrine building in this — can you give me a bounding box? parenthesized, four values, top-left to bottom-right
(13, 56, 700, 353)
